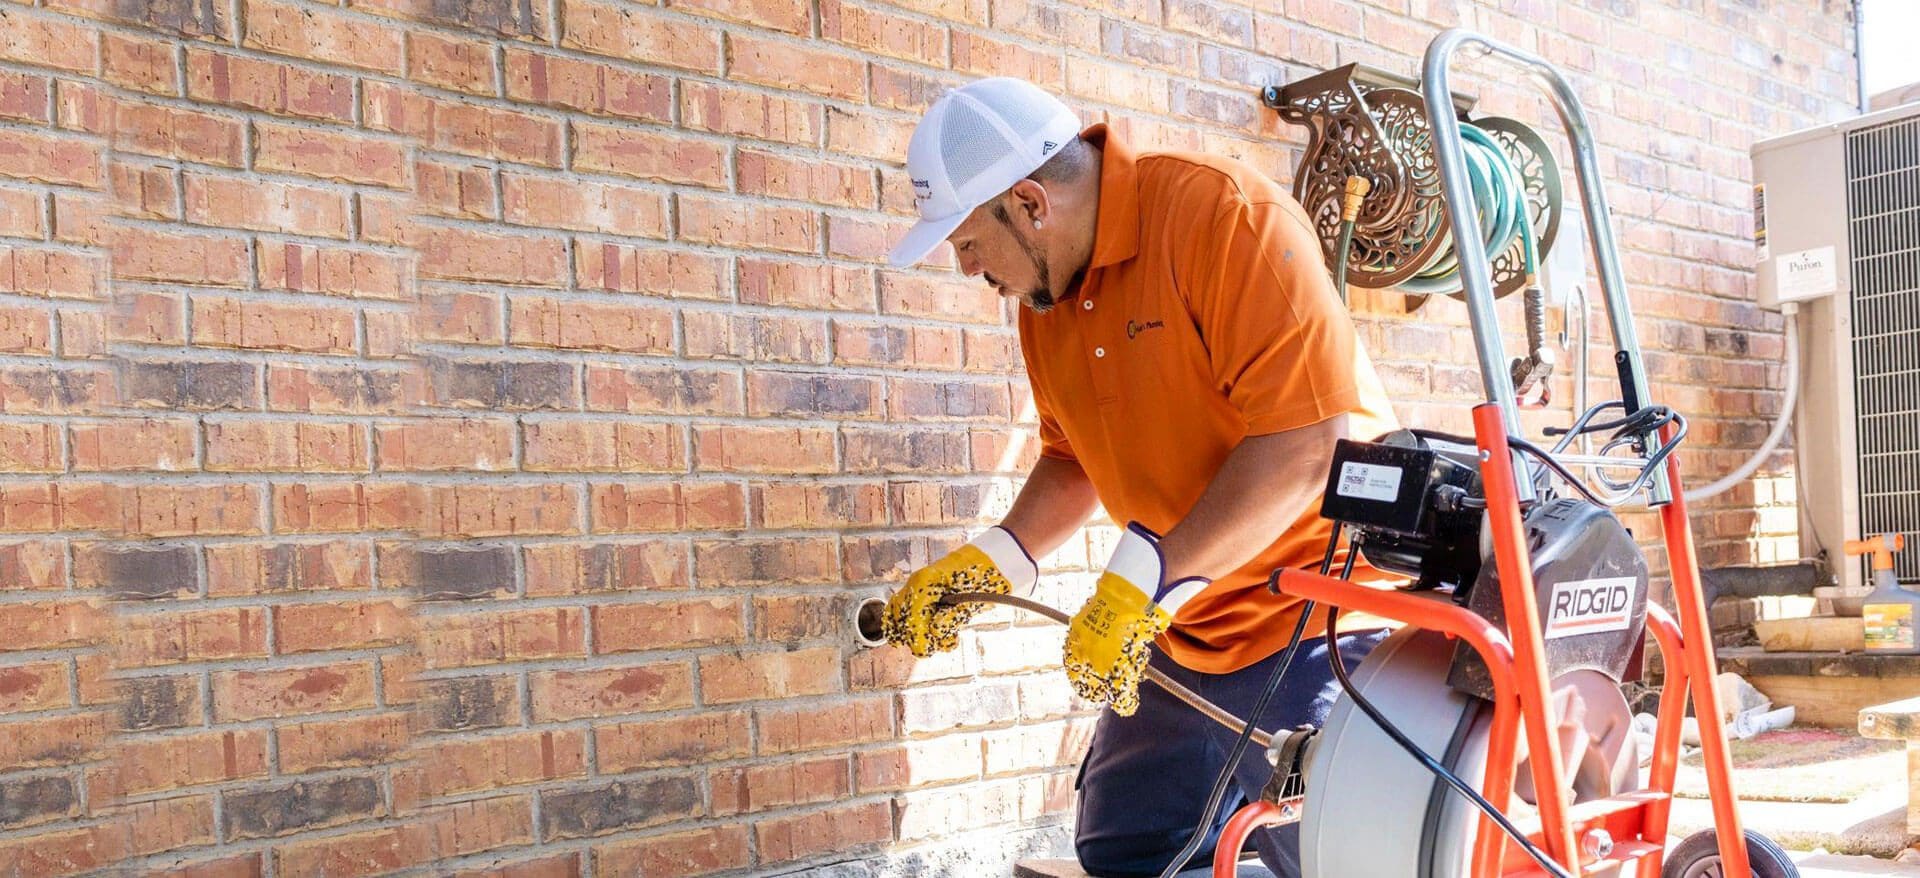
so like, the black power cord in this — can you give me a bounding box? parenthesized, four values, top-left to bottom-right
(1150, 526, 1348, 878)
(1324, 604, 1575, 878)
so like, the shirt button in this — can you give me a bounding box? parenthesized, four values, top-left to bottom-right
(1094, 347, 1106, 358)
(1082, 299, 1094, 311)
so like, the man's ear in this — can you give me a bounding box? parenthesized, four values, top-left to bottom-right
(1007, 179, 1050, 226)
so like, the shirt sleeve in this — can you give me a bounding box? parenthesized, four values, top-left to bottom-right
(1178, 195, 1366, 436)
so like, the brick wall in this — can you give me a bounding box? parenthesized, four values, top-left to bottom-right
(0, 0, 1857, 874)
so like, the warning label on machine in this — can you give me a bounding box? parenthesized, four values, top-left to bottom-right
(1544, 577, 1638, 640)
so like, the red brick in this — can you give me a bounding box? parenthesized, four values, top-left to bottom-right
(359, 306, 422, 355)
(698, 647, 840, 704)
(273, 825, 429, 877)
(523, 420, 685, 472)
(191, 297, 357, 354)
(275, 715, 409, 776)
(0, 660, 69, 713)
(109, 161, 178, 220)
(119, 484, 261, 537)
(418, 608, 585, 668)
(593, 597, 743, 653)
(0, 421, 57, 472)
(869, 63, 960, 112)
(821, 0, 946, 64)
(418, 795, 535, 857)
(0, 825, 127, 876)
(344, 0, 549, 36)
(596, 825, 751, 878)
(429, 484, 580, 537)
(0, 70, 51, 124)
(528, 662, 692, 720)
(0, 710, 107, 768)
(692, 425, 834, 473)
(0, 187, 44, 238)
(758, 696, 894, 754)
(584, 364, 743, 415)
(694, 537, 840, 586)
(416, 226, 567, 285)
(110, 99, 246, 167)
(825, 105, 913, 161)
(712, 755, 849, 816)
(590, 481, 745, 533)
(114, 607, 268, 667)
(754, 482, 885, 529)
(0, 482, 115, 532)
(111, 226, 248, 286)
(275, 600, 410, 653)
(258, 242, 409, 299)
(381, 653, 422, 705)
(97, 726, 268, 795)
(952, 31, 1064, 88)
(102, 32, 177, 95)
(509, 297, 671, 352)
(409, 30, 495, 94)
(427, 359, 577, 410)
(836, 322, 963, 370)
(681, 81, 820, 146)
(0, 245, 106, 300)
(679, 195, 817, 253)
(570, 121, 725, 187)
(272, 482, 427, 533)
(117, 795, 220, 855)
(415, 159, 497, 219)
(882, 273, 1002, 323)
(501, 173, 666, 237)
(736, 148, 875, 209)
(243, 0, 403, 73)
(206, 541, 373, 596)
(213, 662, 376, 721)
(416, 291, 501, 343)
(0, 129, 101, 187)
(358, 192, 411, 244)
(575, 243, 726, 298)
(594, 712, 749, 772)
(727, 33, 865, 102)
(152, 853, 267, 878)
(0, 9, 97, 73)
(754, 801, 890, 864)
(503, 49, 669, 121)
(683, 311, 827, 364)
(0, 306, 52, 354)
(669, 0, 807, 32)
(738, 259, 872, 311)
(560, 0, 720, 73)
(57, 308, 105, 358)
(523, 540, 689, 595)
(69, 418, 194, 471)
(185, 50, 353, 121)
(413, 730, 584, 798)
(51, 191, 108, 245)
(364, 80, 561, 166)
(254, 121, 409, 187)
(267, 364, 428, 414)
(184, 172, 353, 237)
(378, 542, 513, 601)
(896, 778, 1024, 840)
(204, 421, 365, 472)
(374, 419, 514, 471)
(0, 541, 68, 590)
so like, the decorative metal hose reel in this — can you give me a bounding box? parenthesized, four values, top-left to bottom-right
(1265, 63, 1568, 402)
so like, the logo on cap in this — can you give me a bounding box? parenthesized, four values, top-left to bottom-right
(1042, 141, 1058, 155)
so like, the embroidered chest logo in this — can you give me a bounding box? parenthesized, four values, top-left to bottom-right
(1126, 319, 1165, 340)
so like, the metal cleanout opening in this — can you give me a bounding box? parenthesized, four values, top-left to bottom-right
(1846, 114, 1920, 586)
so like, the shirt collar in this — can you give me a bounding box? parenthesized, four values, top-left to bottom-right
(1085, 124, 1140, 270)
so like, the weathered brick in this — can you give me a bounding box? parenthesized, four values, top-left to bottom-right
(418, 608, 585, 668)
(277, 713, 411, 774)
(272, 825, 429, 876)
(571, 121, 727, 188)
(523, 540, 689, 595)
(267, 364, 427, 414)
(417, 291, 501, 343)
(183, 174, 351, 239)
(727, 33, 866, 102)
(595, 825, 752, 878)
(374, 419, 514, 471)
(0, 130, 101, 187)
(364, 81, 562, 166)
(759, 696, 893, 754)
(205, 541, 372, 596)
(0, 9, 97, 73)
(191, 297, 357, 353)
(504, 50, 669, 121)
(275, 600, 410, 652)
(51, 192, 109, 246)
(542, 776, 699, 840)
(678, 195, 818, 254)
(102, 32, 177, 95)
(99, 729, 268, 796)
(509, 296, 673, 352)
(560, 0, 720, 74)
(501, 173, 667, 237)
(45, 0, 230, 39)
(754, 482, 886, 529)
(738, 259, 873, 311)
(576, 243, 727, 298)
(747, 371, 882, 418)
(0, 306, 53, 355)
(590, 482, 745, 533)
(528, 662, 692, 720)
(116, 674, 201, 731)
(224, 775, 382, 840)
(0, 541, 68, 590)
(243, 0, 404, 73)
(697, 647, 840, 703)
(584, 364, 742, 415)
(378, 542, 513, 600)
(819, 0, 945, 64)
(415, 227, 567, 285)
(593, 597, 743, 652)
(693, 425, 835, 473)
(681, 80, 820, 145)
(0, 245, 106, 300)
(186, 50, 353, 121)
(414, 730, 585, 797)
(683, 311, 828, 364)
(0, 660, 69, 714)
(73, 542, 196, 599)
(271, 482, 427, 534)
(408, 30, 495, 95)
(112, 227, 248, 286)
(427, 358, 577, 409)
(419, 676, 519, 732)
(0, 712, 109, 768)
(0, 825, 126, 876)
(736, 148, 876, 209)
(211, 662, 375, 721)
(347, 0, 548, 38)
(204, 421, 366, 472)
(523, 420, 685, 472)
(0, 774, 79, 829)
(755, 801, 891, 865)
(835, 322, 964, 370)
(951, 31, 1064, 88)
(595, 711, 749, 773)
(0, 421, 58, 472)
(417, 794, 535, 858)
(109, 100, 246, 167)
(254, 122, 410, 187)
(0, 70, 52, 124)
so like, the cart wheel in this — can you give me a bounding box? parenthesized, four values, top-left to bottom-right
(1662, 829, 1798, 878)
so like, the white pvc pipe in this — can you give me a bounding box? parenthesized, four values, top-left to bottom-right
(1683, 308, 1800, 503)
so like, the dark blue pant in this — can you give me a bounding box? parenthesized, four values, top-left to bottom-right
(1074, 629, 1389, 878)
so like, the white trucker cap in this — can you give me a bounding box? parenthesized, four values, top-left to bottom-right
(886, 77, 1082, 268)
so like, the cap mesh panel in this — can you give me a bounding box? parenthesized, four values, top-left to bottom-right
(939, 99, 1013, 191)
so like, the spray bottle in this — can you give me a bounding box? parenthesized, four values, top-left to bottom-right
(1850, 534, 1919, 654)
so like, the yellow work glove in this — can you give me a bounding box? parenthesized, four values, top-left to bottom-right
(882, 526, 1038, 657)
(1064, 523, 1209, 716)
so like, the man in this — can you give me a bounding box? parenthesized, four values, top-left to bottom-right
(880, 77, 1399, 877)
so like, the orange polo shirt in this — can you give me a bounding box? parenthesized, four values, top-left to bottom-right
(1020, 125, 1399, 674)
